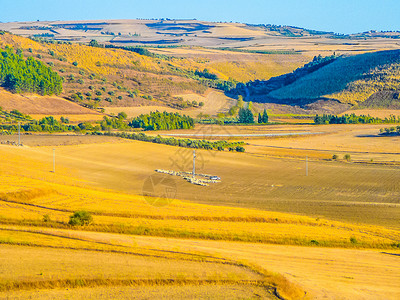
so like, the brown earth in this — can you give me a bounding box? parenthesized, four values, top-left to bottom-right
(0, 88, 99, 115)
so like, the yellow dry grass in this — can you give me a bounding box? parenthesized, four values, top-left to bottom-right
(0, 88, 97, 115)
(0, 32, 45, 52)
(29, 114, 104, 123)
(132, 235, 400, 300)
(48, 43, 161, 76)
(0, 123, 399, 230)
(0, 147, 399, 249)
(208, 58, 306, 82)
(0, 284, 275, 300)
(104, 90, 234, 118)
(0, 244, 260, 284)
(0, 131, 399, 299)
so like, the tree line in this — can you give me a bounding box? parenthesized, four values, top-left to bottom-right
(129, 111, 194, 130)
(238, 108, 269, 124)
(0, 116, 74, 133)
(100, 131, 245, 152)
(0, 46, 63, 95)
(314, 113, 400, 124)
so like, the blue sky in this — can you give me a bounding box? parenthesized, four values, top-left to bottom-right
(0, 0, 399, 34)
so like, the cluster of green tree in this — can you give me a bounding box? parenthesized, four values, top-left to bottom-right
(101, 131, 245, 152)
(194, 69, 218, 80)
(0, 108, 32, 121)
(380, 126, 400, 135)
(104, 44, 156, 57)
(129, 111, 194, 131)
(257, 109, 269, 123)
(0, 130, 13, 135)
(100, 114, 129, 130)
(23, 116, 74, 132)
(0, 116, 72, 133)
(196, 77, 237, 92)
(238, 108, 254, 123)
(77, 122, 101, 131)
(0, 47, 63, 95)
(314, 113, 400, 124)
(173, 97, 204, 109)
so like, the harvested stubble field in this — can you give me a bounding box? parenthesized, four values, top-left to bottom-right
(1, 124, 399, 229)
(0, 124, 399, 299)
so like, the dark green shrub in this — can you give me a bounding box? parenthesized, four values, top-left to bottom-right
(68, 211, 93, 226)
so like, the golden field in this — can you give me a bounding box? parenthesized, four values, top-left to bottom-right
(0, 124, 399, 299)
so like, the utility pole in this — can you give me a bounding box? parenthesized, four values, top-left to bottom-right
(192, 150, 196, 178)
(53, 148, 55, 173)
(306, 155, 308, 176)
(18, 122, 20, 146)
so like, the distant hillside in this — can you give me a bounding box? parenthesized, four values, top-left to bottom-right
(1, 28, 399, 116)
(1, 19, 400, 56)
(0, 31, 309, 116)
(237, 50, 400, 107)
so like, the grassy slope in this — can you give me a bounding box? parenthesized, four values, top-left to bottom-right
(269, 50, 400, 105)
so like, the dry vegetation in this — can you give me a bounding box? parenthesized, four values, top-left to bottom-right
(0, 125, 399, 299)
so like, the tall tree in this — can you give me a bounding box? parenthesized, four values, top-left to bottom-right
(238, 108, 254, 123)
(262, 108, 269, 123)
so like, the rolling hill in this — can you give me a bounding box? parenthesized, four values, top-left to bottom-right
(1, 22, 400, 117)
(0, 30, 310, 117)
(236, 50, 400, 108)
